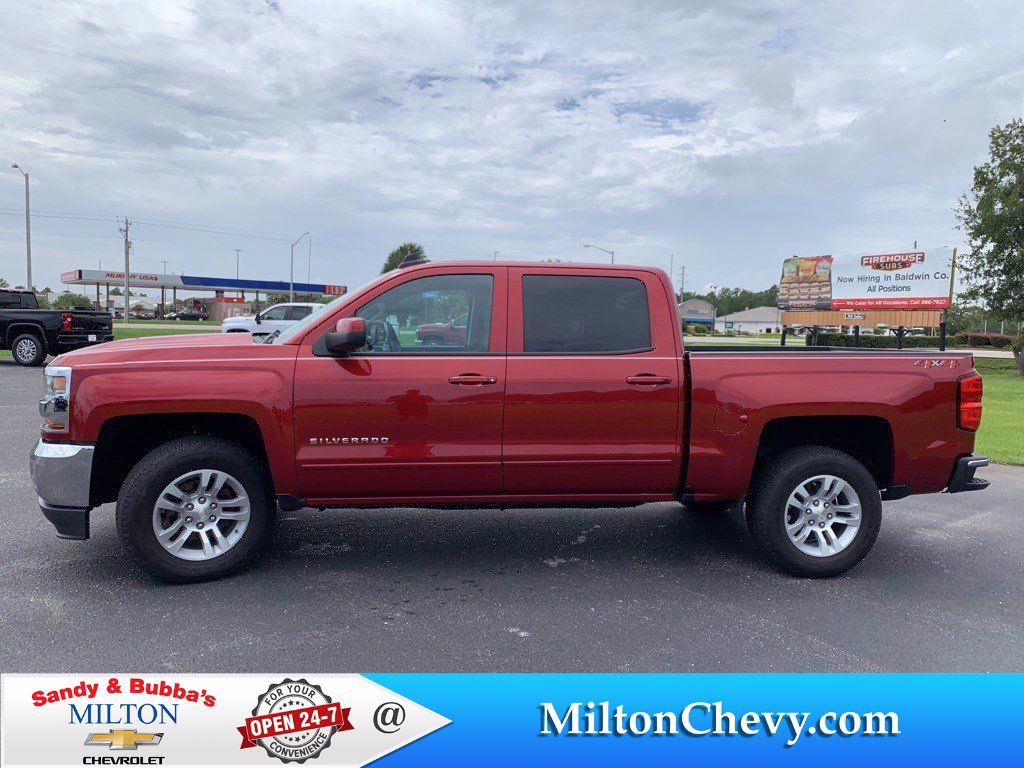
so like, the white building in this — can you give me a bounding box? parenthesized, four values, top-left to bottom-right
(714, 306, 783, 333)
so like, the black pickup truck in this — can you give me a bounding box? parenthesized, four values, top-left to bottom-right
(0, 290, 113, 366)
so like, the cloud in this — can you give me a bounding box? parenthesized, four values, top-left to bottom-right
(0, 0, 1022, 293)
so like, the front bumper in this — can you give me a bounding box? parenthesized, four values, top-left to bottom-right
(29, 440, 94, 539)
(946, 453, 990, 493)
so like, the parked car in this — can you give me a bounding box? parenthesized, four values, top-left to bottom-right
(0, 289, 113, 366)
(31, 261, 988, 582)
(167, 308, 208, 321)
(220, 302, 320, 338)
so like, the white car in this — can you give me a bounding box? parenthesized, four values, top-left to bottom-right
(220, 302, 321, 338)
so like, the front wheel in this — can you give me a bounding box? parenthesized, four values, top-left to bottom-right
(116, 436, 275, 582)
(746, 446, 881, 577)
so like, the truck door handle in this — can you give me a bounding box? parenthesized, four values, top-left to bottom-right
(449, 374, 498, 386)
(626, 374, 672, 386)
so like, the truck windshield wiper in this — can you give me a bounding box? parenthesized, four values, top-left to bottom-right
(263, 330, 281, 344)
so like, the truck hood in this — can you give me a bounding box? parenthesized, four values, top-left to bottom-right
(221, 316, 252, 326)
(52, 332, 258, 366)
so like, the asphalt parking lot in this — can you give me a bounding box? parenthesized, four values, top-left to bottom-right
(2, 359, 1022, 673)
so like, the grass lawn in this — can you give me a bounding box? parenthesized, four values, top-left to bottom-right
(112, 327, 214, 339)
(115, 319, 219, 328)
(973, 357, 1024, 466)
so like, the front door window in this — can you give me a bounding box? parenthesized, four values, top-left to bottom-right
(355, 274, 493, 353)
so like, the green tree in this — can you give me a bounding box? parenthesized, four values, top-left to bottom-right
(0, 277, 8, 287)
(956, 117, 1024, 374)
(381, 242, 427, 274)
(110, 286, 124, 295)
(52, 292, 94, 310)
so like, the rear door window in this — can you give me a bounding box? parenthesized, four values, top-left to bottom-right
(286, 305, 313, 320)
(522, 275, 651, 353)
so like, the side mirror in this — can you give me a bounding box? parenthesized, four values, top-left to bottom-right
(254, 312, 262, 324)
(324, 317, 366, 355)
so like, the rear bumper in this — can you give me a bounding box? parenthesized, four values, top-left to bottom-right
(30, 440, 93, 539)
(946, 453, 990, 493)
(56, 332, 113, 349)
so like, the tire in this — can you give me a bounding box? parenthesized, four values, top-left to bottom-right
(746, 446, 881, 577)
(11, 332, 47, 366)
(116, 436, 275, 583)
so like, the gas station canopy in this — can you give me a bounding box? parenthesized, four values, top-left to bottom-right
(60, 269, 347, 296)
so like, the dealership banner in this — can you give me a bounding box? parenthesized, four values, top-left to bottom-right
(777, 247, 953, 310)
(1, 673, 1020, 766)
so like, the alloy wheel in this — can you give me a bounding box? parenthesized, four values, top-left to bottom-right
(151, 469, 251, 561)
(783, 474, 862, 557)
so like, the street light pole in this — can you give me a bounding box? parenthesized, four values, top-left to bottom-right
(583, 243, 614, 264)
(10, 164, 31, 290)
(289, 232, 309, 301)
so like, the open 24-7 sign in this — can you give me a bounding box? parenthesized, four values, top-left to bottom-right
(778, 249, 953, 310)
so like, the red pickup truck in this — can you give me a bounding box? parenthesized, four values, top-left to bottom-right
(31, 261, 989, 582)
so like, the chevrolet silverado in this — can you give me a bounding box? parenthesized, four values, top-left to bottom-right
(30, 261, 989, 582)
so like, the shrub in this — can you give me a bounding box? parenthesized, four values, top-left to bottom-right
(691, 324, 709, 335)
(806, 332, 943, 348)
(954, 332, 1013, 348)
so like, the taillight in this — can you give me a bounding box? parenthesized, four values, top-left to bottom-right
(958, 373, 983, 431)
(60, 311, 73, 332)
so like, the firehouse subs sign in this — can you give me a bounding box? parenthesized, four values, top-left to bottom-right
(777, 249, 953, 310)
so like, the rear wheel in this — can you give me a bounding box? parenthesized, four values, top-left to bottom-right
(11, 332, 46, 366)
(116, 436, 275, 582)
(746, 446, 881, 577)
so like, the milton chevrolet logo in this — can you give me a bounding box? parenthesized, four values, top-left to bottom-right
(25, 677, 217, 766)
(860, 251, 925, 271)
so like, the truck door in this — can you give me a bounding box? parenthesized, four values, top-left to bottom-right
(503, 268, 682, 495)
(292, 267, 507, 501)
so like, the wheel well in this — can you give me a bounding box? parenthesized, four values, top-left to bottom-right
(754, 416, 894, 489)
(7, 322, 45, 346)
(90, 413, 271, 506)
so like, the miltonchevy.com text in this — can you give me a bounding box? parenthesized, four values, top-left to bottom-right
(540, 701, 900, 747)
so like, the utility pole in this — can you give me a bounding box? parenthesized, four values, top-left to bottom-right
(493, 250, 499, 262)
(679, 264, 686, 296)
(290, 232, 309, 301)
(119, 218, 132, 324)
(235, 249, 243, 298)
(669, 253, 674, 296)
(10, 164, 31, 290)
(307, 239, 312, 283)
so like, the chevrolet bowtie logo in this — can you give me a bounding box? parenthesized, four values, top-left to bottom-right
(85, 730, 163, 750)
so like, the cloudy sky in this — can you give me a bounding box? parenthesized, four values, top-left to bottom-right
(2, 0, 1022, 296)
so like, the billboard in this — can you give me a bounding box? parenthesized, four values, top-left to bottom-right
(778, 250, 952, 310)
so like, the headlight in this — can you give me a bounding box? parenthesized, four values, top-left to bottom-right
(40, 365, 72, 433)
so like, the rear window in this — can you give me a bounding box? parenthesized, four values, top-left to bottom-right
(0, 291, 22, 309)
(522, 275, 651, 353)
